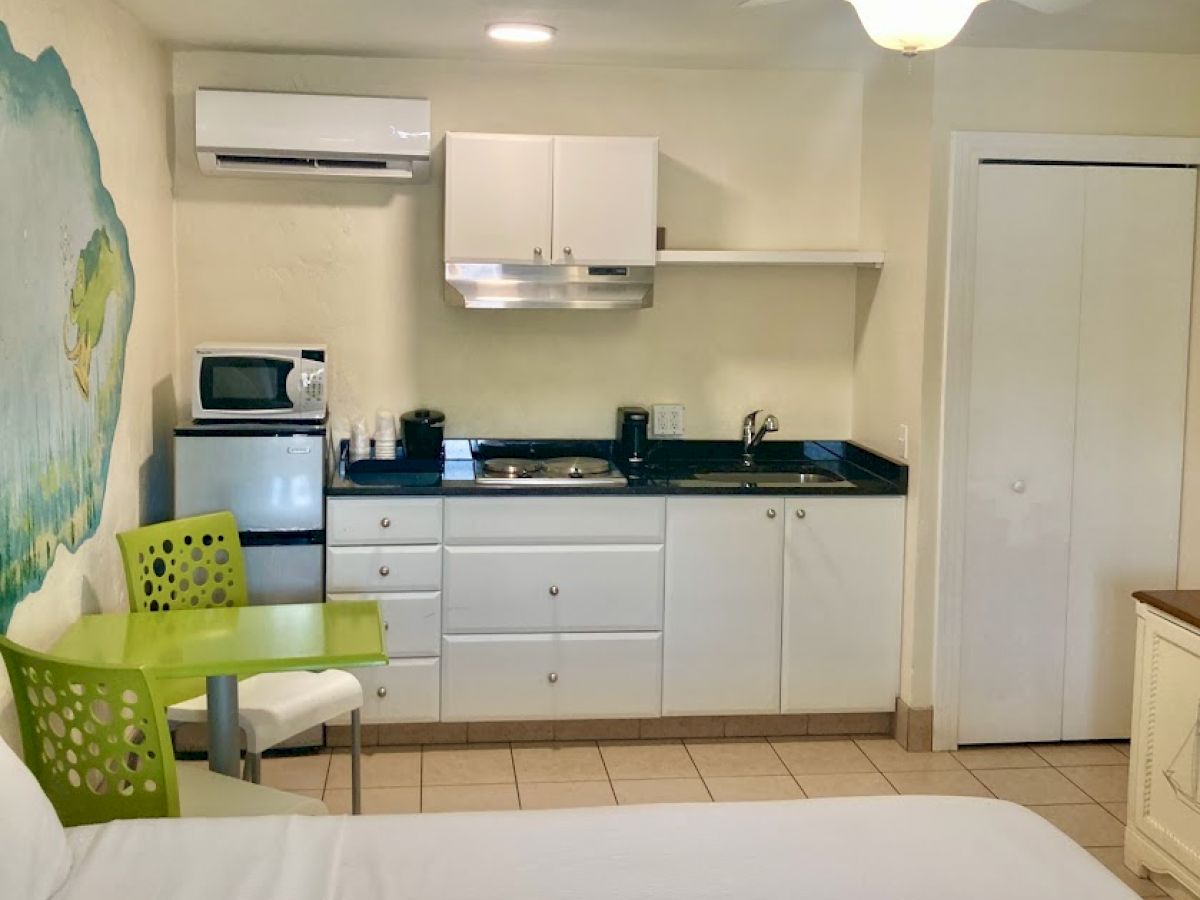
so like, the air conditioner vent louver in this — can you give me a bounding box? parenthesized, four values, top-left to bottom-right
(215, 154, 390, 171)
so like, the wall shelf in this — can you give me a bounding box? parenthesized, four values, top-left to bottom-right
(655, 249, 885, 268)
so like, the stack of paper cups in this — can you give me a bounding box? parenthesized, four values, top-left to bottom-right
(374, 409, 397, 460)
(349, 419, 371, 462)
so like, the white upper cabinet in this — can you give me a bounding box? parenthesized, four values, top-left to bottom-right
(662, 497, 784, 716)
(781, 497, 905, 714)
(444, 133, 554, 264)
(444, 132, 658, 266)
(551, 136, 658, 266)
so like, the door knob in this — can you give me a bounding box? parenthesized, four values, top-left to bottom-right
(767, 509, 777, 519)
(380, 517, 391, 528)
(549, 585, 560, 597)
(547, 672, 559, 684)
(795, 509, 806, 519)
(379, 565, 390, 577)
(376, 686, 388, 698)
(1011, 480, 1026, 494)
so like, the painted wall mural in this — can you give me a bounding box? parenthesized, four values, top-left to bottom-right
(0, 22, 135, 631)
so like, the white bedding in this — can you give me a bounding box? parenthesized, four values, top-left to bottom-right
(57, 796, 1136, 900)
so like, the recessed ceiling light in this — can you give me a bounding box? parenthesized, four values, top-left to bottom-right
(486, 23, 557, 44)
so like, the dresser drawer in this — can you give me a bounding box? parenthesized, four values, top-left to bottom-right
(327, 591, 441, 657)
(334, 658, 440, 724)
(327, 497, 442, 546)
(326, 545, 441, 592)
(444, 497, 665, 545)
(444, 545, 663, 633)
(440, 632, 662, 721)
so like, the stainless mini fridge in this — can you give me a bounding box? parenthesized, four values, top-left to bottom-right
(174, 423, 326, 606)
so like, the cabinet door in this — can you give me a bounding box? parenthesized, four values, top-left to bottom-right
(662, 497, 784, 715)
(782, 497, 904, 713)
(1062, 167, 1195, 740)
(444, 133, 553, 264)
(957, 164, 1087, 745)
(552, 136, 658, 265)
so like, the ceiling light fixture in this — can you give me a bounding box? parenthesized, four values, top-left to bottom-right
(845, 0, 988, 56)
(486, 23, 557, 44)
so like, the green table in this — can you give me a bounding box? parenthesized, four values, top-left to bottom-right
(52, 601, 386, 777)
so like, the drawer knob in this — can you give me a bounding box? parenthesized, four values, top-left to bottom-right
(549, 585, 560, 597)
(380, 516, 391, 528)
(534, 246, 543, 257)
(563, 246, 573, 256)
(547, 672, 559, 684)
(795, 508, 806, 519)
(376, 686, 388, 698)
(767, 509, 777, 519)
(383, 621, 390, 631)
(379, 565, 390, 577)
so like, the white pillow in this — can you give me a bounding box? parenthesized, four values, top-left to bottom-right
(0, 736, 72, 900)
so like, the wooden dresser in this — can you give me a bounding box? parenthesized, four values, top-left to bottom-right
(1127, 590, 1200, 897)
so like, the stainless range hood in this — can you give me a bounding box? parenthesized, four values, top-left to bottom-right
(444, 263, 655, 310)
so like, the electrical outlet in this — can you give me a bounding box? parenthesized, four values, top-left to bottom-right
(652, 404, 685, 438)
(897, 424, 909, 460)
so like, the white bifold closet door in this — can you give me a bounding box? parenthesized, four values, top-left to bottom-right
(958, 163, 1195, 745)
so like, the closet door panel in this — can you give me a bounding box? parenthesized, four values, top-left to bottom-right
(958, 164, 1087, 745)
(1063, 166, 1196, 740)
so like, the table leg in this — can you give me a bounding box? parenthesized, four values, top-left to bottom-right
(206, 675, 240, 777)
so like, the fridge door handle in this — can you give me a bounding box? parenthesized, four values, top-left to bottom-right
(286, 446, 312, 454)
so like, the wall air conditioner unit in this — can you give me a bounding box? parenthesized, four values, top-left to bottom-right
(195, 89, 431, 183)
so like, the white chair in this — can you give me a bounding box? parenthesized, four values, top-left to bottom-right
(116, 512, 364, 812)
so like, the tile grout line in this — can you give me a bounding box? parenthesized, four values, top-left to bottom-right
(679, 740, 713, 801)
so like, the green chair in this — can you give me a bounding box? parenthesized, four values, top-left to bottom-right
(116, 511, 364, 812)
(0, 635, 326, 826)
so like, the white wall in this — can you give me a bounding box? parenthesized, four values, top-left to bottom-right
(0, 0, 175, 747)
(172, 52, 866, 440)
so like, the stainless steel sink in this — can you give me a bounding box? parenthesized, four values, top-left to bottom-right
(673, 468, 855, 489)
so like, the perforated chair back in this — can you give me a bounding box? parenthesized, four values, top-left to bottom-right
(0, 635, 180, 826)
(117, 511, 248, 612)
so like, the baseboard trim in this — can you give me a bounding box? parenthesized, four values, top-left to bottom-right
(894, 698, 934, 752)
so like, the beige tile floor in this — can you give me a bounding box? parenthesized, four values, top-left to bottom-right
(211, 736, 1159, 896)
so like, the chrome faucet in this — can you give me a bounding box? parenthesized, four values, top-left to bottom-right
(742, 410, 779, 467)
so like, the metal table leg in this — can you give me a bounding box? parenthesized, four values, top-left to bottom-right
(206, 674, 240, 776)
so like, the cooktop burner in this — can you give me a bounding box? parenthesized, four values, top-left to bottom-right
(475, 455, 626, 488)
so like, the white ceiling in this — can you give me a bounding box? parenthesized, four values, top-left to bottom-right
(116, 0, 1200, 68)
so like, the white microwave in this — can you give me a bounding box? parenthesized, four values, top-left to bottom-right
(192, 343, 327, 422)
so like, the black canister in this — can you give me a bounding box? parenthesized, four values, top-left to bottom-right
(617, 406, 649, 465)
(401, 408, 445, 460)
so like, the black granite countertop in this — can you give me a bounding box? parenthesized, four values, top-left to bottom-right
(326, 438, 907, 497)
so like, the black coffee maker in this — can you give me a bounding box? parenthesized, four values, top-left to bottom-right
(616, 407, 649, 466)
(401, 408, 445, 460)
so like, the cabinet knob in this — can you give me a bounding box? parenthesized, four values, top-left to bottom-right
(549, 585, 560, 597)
(380, 516, 391, 528)
(547, 672, 559, 684)
(795, 508, 806, 519)
(767, 509, 777, 519)
(379, 565, 390, 577)
(1011, 480, 1026, 494)
(534, 247, 543, 257)
(376, 686, 388, 698)
(563, 246, 573, 256)
(383, 621, 390, 631)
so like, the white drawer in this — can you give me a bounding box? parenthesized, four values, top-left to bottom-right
(327, 497, 442, 546)
(444, 497, 665, 545)
(327, 592, 441, 657)
(444, 545, 663, 633)
(335, 658, 440, 724)
(441, 632, 662, 721)
(326, 545, 441, 592)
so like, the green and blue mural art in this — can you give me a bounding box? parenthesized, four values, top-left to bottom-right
(0, 21, 135, 631)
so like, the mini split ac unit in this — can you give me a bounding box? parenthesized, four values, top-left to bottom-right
(195, 89, 431, 183)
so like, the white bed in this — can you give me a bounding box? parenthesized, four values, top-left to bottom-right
(0, 738, 1137, 900)
(54, 796, 1136, 900)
